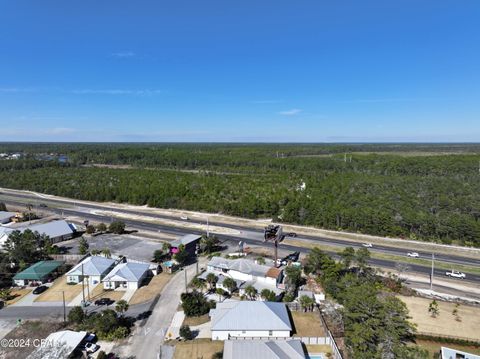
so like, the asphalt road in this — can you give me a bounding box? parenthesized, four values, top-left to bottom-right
(2, 190, 480, 267)
(1, 191, 479, 283)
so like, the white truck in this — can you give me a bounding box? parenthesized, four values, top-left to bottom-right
(445, 270, 466, 279)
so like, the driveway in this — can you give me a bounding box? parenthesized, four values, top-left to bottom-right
(114, 260, 204, 359)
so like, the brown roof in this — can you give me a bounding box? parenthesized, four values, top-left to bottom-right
(266, 267, 282, 279)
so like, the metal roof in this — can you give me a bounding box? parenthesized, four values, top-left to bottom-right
(103, 261, 150, 282)
(13, 260, 64, 280)
(223, 339, 305, 359)
(0, 211, 15, 222)
(0, 219, 75, 239)
(171, 234, 201, 247)
(211, 301, 292, 331)
(28, 330, 87, 359)
(67, 256, 116, 276)
(208, 257, 275, 278)
(441, 347, 480, 359)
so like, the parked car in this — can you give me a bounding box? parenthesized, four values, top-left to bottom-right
(81, 300, 92, 307)
(445, 270, 466, 279)
(407, 252, 419, 258)
(39, 203, 48, 208)
(276, 258, 288, 266)
(286, 251, 300, 261)
(84, 333, 97, 343)
(94, 298, 113, 306)
(32, 285, 48, 295)
(286, 232, 297, 237)
(362, 243, 373, 248)
(180, 216, 189, 220)
(82, 342, 99, 353)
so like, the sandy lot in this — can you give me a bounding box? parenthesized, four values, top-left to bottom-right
(173, 339, 223, 359)
(129, 273, 172, 305)
(34, 277, 83, 302)
(291, 311, 325, 337)
(399, 295, 480, 341)
(89, 284, 125, 302)
(5, 288, 32, 306)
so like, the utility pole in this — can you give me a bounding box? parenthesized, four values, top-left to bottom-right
(81, 263, 85, 305)
(430, 253, 435, 291)
(206, 217, 209, 238)
(62, 291, 66, 323)
(184, 269, 188, 292)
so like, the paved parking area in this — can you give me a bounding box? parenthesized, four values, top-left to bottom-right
(60, 234, 163, 262)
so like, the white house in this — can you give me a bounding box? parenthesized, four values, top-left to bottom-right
(0, 219, 76, 247)
(223, 339, 306, 359)
(66, 256, 117, 286)
(205, 257, 283, 298)
(441, 347, 480, 359)
(0, 211, 15, 224)
(210, 301, 292, 340)
(102, 261, 151, 290)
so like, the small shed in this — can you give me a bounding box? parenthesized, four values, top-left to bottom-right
(13, 260, 65, 286)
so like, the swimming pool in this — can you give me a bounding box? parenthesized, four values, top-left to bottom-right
(308, 355, 324, 359)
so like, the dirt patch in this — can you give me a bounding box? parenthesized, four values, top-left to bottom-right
(291, 311, 325, 337)
(89, 285, 125, 302)
(34, 276, 83, 302)
(182, 314, 210, 327)
(0, 320, 66, 359)
(416, 339, 480, 358)
(306, 344, 332, 355)
(172, 339, 223, 359)
(399, 295, 480, 341)
(5, 288, 32, 306)
(129, 273, 172, 305)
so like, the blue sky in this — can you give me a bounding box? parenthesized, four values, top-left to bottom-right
(0, 0, 479, 142)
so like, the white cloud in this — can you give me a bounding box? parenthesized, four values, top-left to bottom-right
(111, 51, 136, 58)
(0, 87, 37, 93)
(71, 89, 163, 96)
(278, 108, 302, 116)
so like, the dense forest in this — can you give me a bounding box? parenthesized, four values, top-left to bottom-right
(1, 143, 480, 247)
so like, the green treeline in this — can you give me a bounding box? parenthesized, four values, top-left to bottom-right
(1, 143, 479, 246)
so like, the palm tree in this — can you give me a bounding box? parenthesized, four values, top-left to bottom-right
(222, 277, 237, 294)
(190, 277, 206, 293)
(260, 289, 276, 302)
(299, 295, 315, 312)
(216, 288, 226, 302)
(244, 285, 258, 300)
(101, 248, 111, 258)
(115, 299, 129, 316)
(206, 273, 218, 291)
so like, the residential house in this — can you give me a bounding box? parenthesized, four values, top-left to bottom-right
(66, 256, 117, 286)
(210, 301, 292, 340)
(223, 339, 306, 359)
(27, 330, 88, 359)
(102, 261, 151, 290)
(0, 211, 15, 224)
(205, 257, 284, 298)
(441, 347, 480, 359)
(13, 260, 64, 286)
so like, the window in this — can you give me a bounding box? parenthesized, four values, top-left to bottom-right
(242, 331, 246, 334)
(268, 331, 273, 336)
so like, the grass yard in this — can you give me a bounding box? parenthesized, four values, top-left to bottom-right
(399, 295, 480, 341)
(129, 273, 172, 305)
(306, 344, 332, 355)
(182, 314, 210, 327)
(291, 311, 325, 337)
(89, 284, 125, 302)
(34, 276, 83, 302)
(416, 340, 480, 358)
(173, 339, 223, 359)
(5, 288, 31, 306)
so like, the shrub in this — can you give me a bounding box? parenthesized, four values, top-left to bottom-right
(180, 325, 194, 340)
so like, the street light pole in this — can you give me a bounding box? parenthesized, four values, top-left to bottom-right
(62, 291, 66, 323)
(430, 253, 435, 291)
(206, 217, 209, 237)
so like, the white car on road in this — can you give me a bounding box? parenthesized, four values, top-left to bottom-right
(362, 243, 373, 248)
(407, 252, 419, 258)
(445, 270, 466, 279)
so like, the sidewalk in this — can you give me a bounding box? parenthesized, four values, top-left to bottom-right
(165, 311, 185, 340)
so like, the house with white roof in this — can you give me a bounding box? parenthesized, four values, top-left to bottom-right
(0, 211, 15, 224)
(223, 339, 306, 359)
(210, 301, 292, 340)
(205, 257, 284, 298)
(66, 256, 117, 286)
(0, 219, 76, 247)
(27, 330, 88, 359)
(441, 347, 480, 359)
(102, 261, 151, 290)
